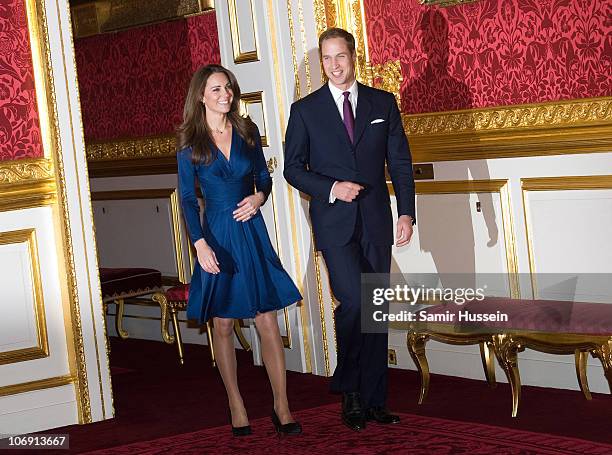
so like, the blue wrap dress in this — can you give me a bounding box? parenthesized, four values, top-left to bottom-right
(177, 128, 301, 323)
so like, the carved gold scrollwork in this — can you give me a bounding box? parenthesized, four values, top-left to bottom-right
(266, 157, 277, 174)
(0, 159, 54, 185)
(492, 334, 524, 417)
(404, 98, 612, 136)
(406, 332, 430, 404)
(591, 339, 612, 393)
(371, 60, 402, 107)
(86, 135, 177, 161)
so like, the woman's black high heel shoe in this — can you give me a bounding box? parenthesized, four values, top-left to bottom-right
(229, 410, 252, 436)
(272, 410, 302, 435)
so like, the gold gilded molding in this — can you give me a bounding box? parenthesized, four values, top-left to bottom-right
(281, 0, 313, 370)
(64, 0, 111, 418)
(331, 0, 372, 85)
(0, 158, 54, 184)
(240, 91, 268, 146)
(0, 375, 74, 398)
(0, 159, 56, 211)
(286, 0, 301, 100)
(521, 175, 612, 192)
(405, 98, 611, 135)
(33, 0, 92, 422)
(0, 229, 49, 365)
(313, 247, 331, 376)
(71, 0, 215, 39)
(297, 0, 312, 94)
(314, 0, 337, 38)
(86, 135, 176, 161)
(227, 0, 259, 64)
(371, 60, 402, 107)
(404, 97, 612, 162)
(86, 135, 178, 177)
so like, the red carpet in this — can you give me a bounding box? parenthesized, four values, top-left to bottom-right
(82, 403, 612, 455)
(43, 338, 612, 453)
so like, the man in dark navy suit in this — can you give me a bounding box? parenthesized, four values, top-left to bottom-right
(284, 28, 416, 431)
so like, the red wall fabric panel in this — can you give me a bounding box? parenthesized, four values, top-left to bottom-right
(364, 0, 612, 114)
(187, 12, 221, 72)
(0, 0, 43, 161)
(75, 12, 220, 141)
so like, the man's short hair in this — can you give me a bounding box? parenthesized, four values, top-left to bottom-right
(318, 27, 356, 55)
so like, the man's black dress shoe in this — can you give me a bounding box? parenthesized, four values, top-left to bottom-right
(341, 392, 366, 431)
(271, 410, 302, 435)
(365, 406, 400, 424)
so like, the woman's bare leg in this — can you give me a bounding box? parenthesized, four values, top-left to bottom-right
(213, 317, 248, 427)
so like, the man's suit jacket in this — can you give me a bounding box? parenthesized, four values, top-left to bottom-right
(284, 82, 415, 251)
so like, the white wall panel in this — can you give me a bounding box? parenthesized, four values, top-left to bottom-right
(0, 207, 70, 387)
(0, 240, 39, 352)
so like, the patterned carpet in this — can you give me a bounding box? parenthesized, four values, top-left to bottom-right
(83, 403, 612, 455)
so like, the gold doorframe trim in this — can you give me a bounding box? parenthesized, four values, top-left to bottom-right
(389, 179, 520, 298)
(227, 0, 259, 63)
(240, 91, 269, 147)
(91, 189, 188, 283)
(521, 175, 612, 298)
(25, 0, 92, 423)
(0, 229, 49, 365)
(275, 0, 313, 369)
(0, 375, 74, 398)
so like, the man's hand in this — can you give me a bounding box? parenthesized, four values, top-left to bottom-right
(396, 215, 414, 247)
(332, 181, 364, 203)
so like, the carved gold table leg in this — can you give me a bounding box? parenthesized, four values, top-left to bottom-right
(492, 334, 524, 417)
(575, 350, 592, 400)
(233, 319, 251, 352)
(169, 305, 185, 365)
(114, 299, 129, 339)
(480, 341, 497, 388)
(153, 292, 175, 344)
(206, 319, 216, 367)
(407, 332, 430, 404)
(592, 339, 612, 394)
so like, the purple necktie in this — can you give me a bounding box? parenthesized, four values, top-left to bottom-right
(342, 91, 355, 143)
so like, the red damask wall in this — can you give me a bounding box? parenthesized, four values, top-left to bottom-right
(75, 12, 220, 141)
(0, 0, 43, 161)
(364, 0, 611, 114)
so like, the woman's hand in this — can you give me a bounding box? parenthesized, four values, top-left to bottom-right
(233, 192, 265, 222)
(194, 239, 220, 274)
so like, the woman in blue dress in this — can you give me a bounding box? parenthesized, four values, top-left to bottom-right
(177, 65, 302, 436)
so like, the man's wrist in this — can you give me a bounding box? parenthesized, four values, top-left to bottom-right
(329, 181, 339, 203)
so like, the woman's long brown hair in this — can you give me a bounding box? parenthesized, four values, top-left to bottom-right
(177, 64, 258, 164)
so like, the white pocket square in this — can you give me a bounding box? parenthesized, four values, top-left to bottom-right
(370, 118, 385, 124)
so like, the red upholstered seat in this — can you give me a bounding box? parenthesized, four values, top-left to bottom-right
(422, 297, 612, 335)
(166, 284, 190, 302)
(99, 267, 162, 301)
